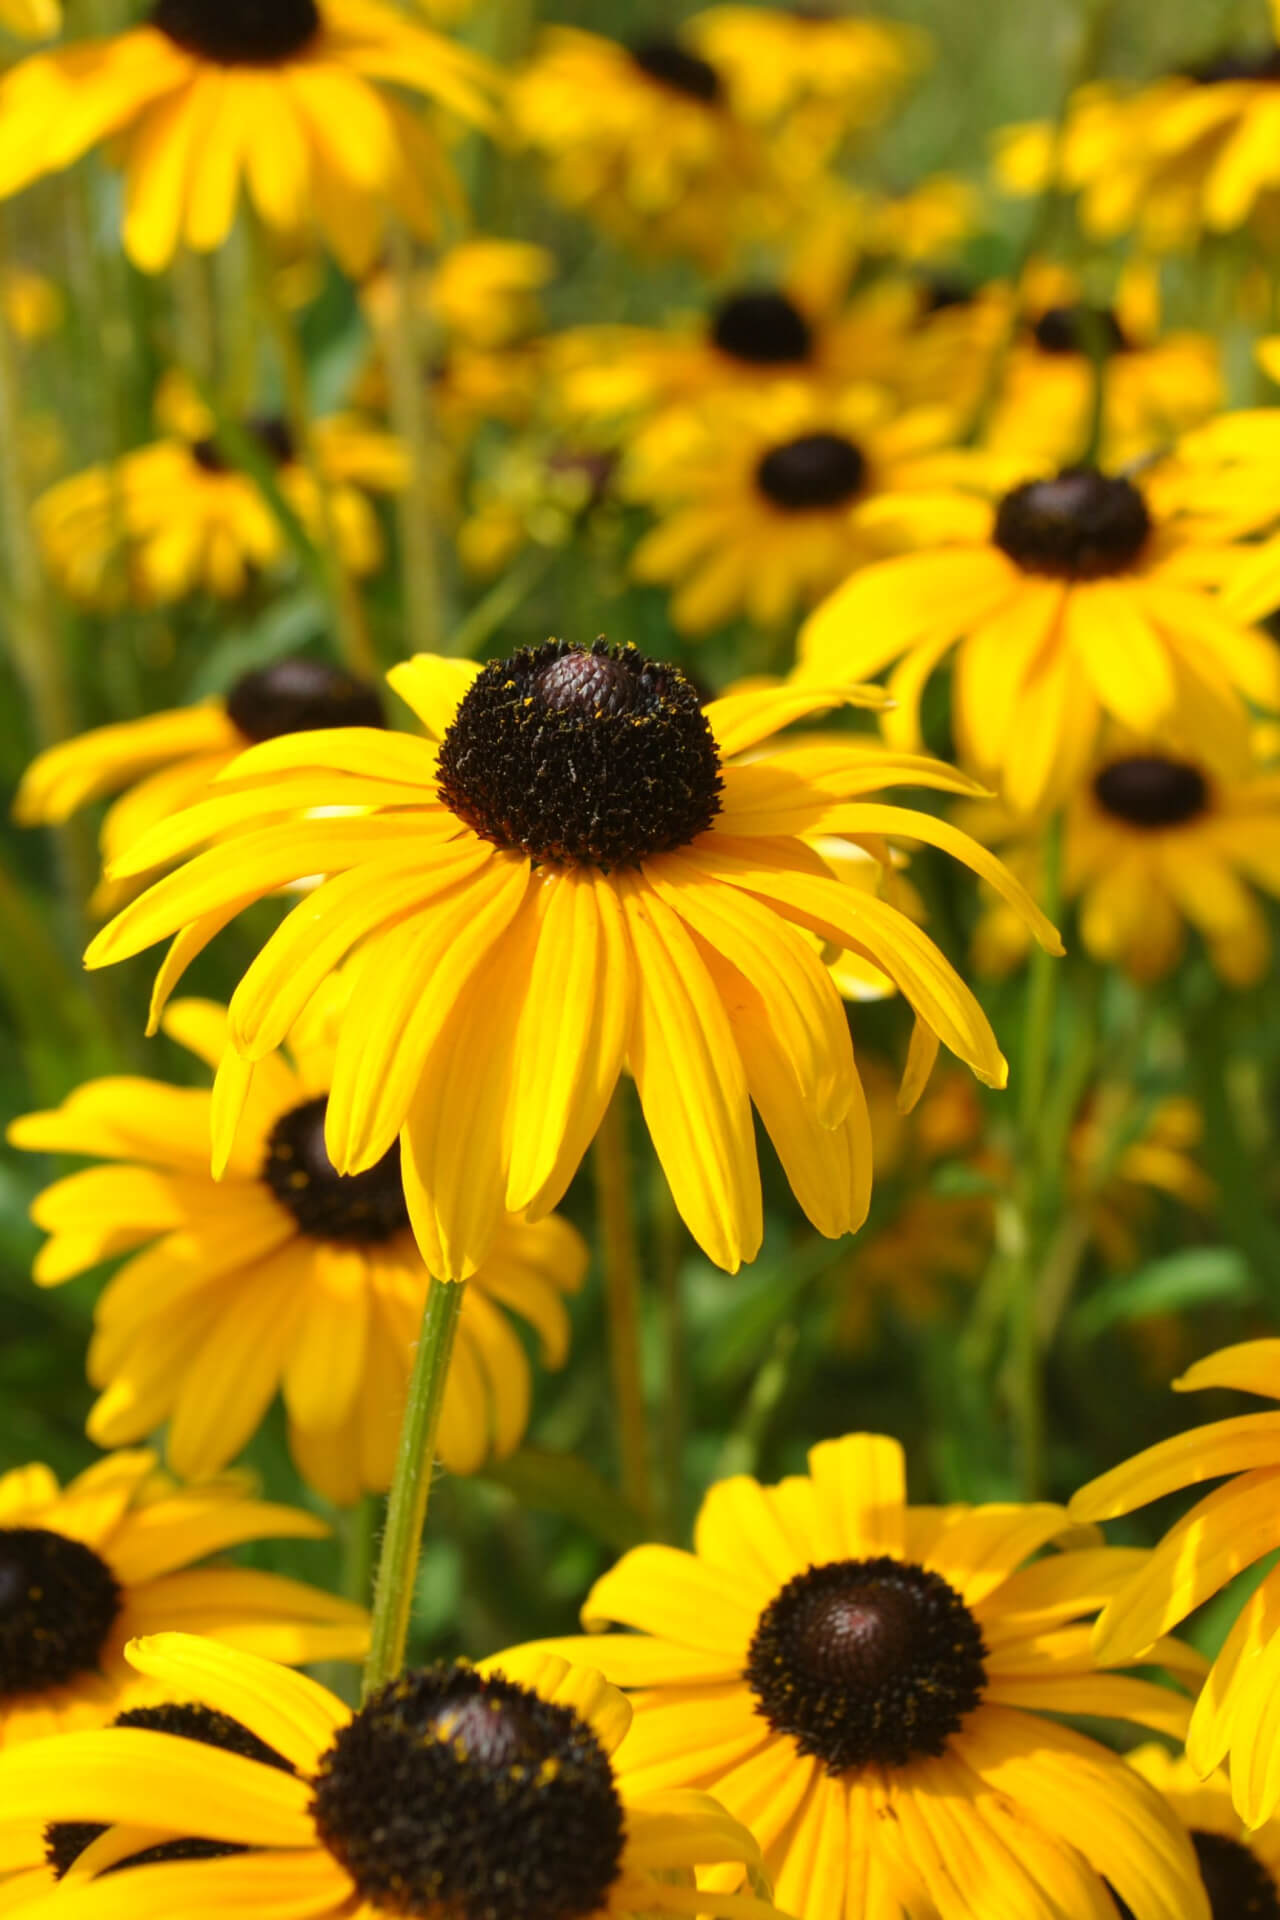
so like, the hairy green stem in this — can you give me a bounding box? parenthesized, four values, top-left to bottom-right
(593, 1093, 654, 1523)
(363, 1280, 466, 1696)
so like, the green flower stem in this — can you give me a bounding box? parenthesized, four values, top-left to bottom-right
(593, 1092, 655, 1525)
(248, 214, 375, 680)
(384, 222, 448, 658)
(445, 542, 558, 660)
(363, 1278, 466, 1697)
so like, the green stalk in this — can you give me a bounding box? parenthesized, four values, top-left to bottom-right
(383, 222, 447, 659)
(593, 1091, 654, 1524)
(363, 1279, 466, 1696)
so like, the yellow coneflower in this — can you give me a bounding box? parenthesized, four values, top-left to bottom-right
(1124, 1744, 1280, 1920)
(627, 384, 977, 634)
(82, 641, 1059, 1280)
(11, 991, 585, 1506)
(14, 657, 387, 917)
(529, 1432, 1208, 1920)
(0, 0, 497, 274)
(0, 1452, 365, 1753)
(1072, 1336, 1280, 1828)
(511, 27, 768, 265)
(35, 403, 405, 611)
(800, 454, 1280, 814)
(0, 1634, 782, 1920)
(686, 4, 929, 171)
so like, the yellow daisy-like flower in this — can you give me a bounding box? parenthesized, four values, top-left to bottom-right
(1123, 1744, 1280, 1918)
(0, 0, 57, 39)
(529, 1432, 1208, 1920)
(686, 4, 929, 169)
(800, 458, 1280, 814)
(0, 0, 496, 275)
(511, 27, 766, 266)
(1071, 1337, 1280, 1829)
(15, 658, 387, 917)
(81, 641, 1059, 1280)
(35, 407, 405, 611)
(0, 1633, 781, 1920)
(628, 385, 974, 634)
(0, 1452, 366, 1752)
(970, 738, 1280, 985)
(11, 991, 585, 1505)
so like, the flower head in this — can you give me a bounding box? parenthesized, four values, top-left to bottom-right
(0, 1634, 781, 1920)
(800, 453, 1280, 814)
(0, 0, 497, 273)
(527, 1433, 1208, 1920)
(1123, 1744, 1280, 1920)
(0, 1452, 365, 1750)
(1072, 1338, 1280, 1829)
(83, 642, 1058, 1279)
(11, 991, 584, 1504)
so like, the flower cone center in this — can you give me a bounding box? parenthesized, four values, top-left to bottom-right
(151, 0, 320, 64)
(436, 639, 723, 869)
(1092, 755, 1209, 828)
(629, 39, 722, 101)
(262, 1096, 410, 1243)
(0, 1528, 121, 1699)
(745, 1555, 988, 1774)
(711, 290, 814, 365)
(756, 432, 867, 510)
(191, 416, 297, 474)
(1032, 304, 1130, 356)
(1192, 1830, 1280, 1920)
(227, 657, 386, 745)
(994, 468, 1152, 579)
(311, 1664, 626, 1920)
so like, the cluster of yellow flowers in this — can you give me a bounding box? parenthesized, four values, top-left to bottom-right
(4, 2, 1280, 1918)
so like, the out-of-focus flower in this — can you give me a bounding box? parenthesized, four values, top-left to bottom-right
(3, 267, 61, 340)
(0, 0, 498, 274)
(800, 452, 1280, 814)
(1072, 1336, 1280, 1827)
(0, 0, 58, 39)
(530, 1432, 1208, 1920)
(1123, 1744, 1280, 1917)
(686, 5, 929, 172)
(35, 395, 405, 611)
(968, 737, 1280, 985)
(0, 1637, 781, 1920)
(0, 1451, 366, 1753)
(1072, 1093, 1213, 1272)
(11, 991, 585, 1505)
(83, 646, 1058, 1278)
(458, 437, 617, 578)
(627, 384, 976, 633)
(15, 658, 386, 919)
(511, 27, 770, 266)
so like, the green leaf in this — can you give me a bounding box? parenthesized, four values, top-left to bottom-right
(1075, 1247, 1255, 1338)
(479, 1449, 649, 1551)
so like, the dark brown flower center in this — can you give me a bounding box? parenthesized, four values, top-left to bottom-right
(151, 0, 320, 64)
(745, 1556, 987, 1775)
(1192, 1831, 1280, 1920)
(311, 1663, 626, 1920)
(993, 468, 1152, 579)
(630, 39, 722, 103)
(262, 1096, 410, 1243)
(918, 273, 977, 315)
(710, 290, 814, 365)
(756, 432, 867, 510)
(191, 416, 297, 473)
(47, 1703, 295, 1880)
(0, 1528, 121, 1700)
(1092, 755, 1209, 828)
(1032, 304, 1130, 356)
(436, 639, 722, 869)
(1185, 48, 1280, 84)
(227, 657, 385, 745)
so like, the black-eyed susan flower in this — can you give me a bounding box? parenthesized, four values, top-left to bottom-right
(511, 27, 767, 266)
(0, 1452, 365, 1751)
(1122, 1745, 1280, 1919)
(800, 459, 1280, 814)
(35, 406, 405, 611)
(627, 386, 974, 634)
(968, 736, 1280, 985)
(528, 1432, 1208, 1920)
(11, 991, 585, 1505)
(1072, 1337, 1280, 1829)
(0, 0, 496, 275)
(0, 1633, 781, 1920)
(686, 4, 929, 172)
(82, 640, 1060, 1280)
(15, 657, 386, 917)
